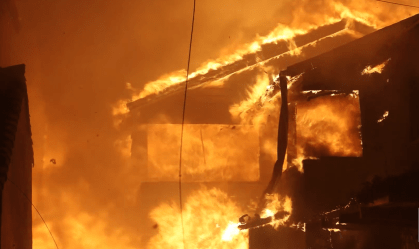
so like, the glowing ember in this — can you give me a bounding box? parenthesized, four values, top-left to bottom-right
(377, 110, 389, 123)
(290, 222, 306, 232)
(361, 58, 391, 75)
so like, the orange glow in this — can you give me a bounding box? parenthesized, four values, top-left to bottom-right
(147, 124, 260, 181)
(114, 135, 132, 158)
(148, 187, 248, 249)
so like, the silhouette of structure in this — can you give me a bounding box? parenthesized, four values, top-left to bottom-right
(0, 64, 33, 249)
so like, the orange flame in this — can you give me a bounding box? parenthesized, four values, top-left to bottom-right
(116, 11, 383, 111)
(295, 93, 363, 171)
(260, 194, 292, 228)
(148, 187, 248, 249)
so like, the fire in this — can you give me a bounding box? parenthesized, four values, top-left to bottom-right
(114, 7, 391, 111)
(361, 58, 391, 75)
(260, 194, 292, 229)
(229, 67, 280, 127)
(133, 70, 187, 101)
(103, 3, 415, 249)
(222, 222, 242, 242)
(296, 94, 363, 170)
(148, 187, 248, 249)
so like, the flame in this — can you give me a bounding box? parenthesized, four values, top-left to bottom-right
(133, 70, 187, 101)
(296, 94, 363, 170)
(148, 187, 248, 249)
(361, 58, 391, 75)
(222, 222, 242, 242)
(229, 67, 280, 128)
(117, 8, 386, 108)
(104, 4, 414, 249)
(260, 194, 292, 229)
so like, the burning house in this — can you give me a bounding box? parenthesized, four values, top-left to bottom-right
(287, 12, 419, 216)
(122, 13, 419, 249)
(248, 12, 419, 249)
(0, 64, 33, 248)
(287, 13, 419, 249)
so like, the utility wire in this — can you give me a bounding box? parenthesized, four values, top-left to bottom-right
(200, 128, 206, 166)
(376, 0, 419, 9)
(7, 178, 59, 249)
(179, 0, 196, 248)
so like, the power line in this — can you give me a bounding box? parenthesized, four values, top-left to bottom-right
(200, 128, 206, 166)
(178, 0, 196, 248)
(376, 0, 419, 9)
(7, 178, 59, 249)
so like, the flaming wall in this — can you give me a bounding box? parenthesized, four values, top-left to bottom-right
(284, 13, 419, 216)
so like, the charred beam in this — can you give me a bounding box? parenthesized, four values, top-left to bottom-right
(265, 73, 288, 195)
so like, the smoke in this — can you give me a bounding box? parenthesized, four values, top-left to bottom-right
(1, 0, 416, 248)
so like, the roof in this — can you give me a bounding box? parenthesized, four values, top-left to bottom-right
(127, 19, 376, 124)
(0, 64, 34, 188)
(284, 14, 419, 89)
(127, 19, 374, 113)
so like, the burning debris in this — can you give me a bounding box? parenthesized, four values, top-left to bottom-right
(377, 110, 389, 123)
(361, 58, 391, 75)
(239, 194, 292, 231)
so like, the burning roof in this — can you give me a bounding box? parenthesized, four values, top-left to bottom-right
(125, 18, 376, 116)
